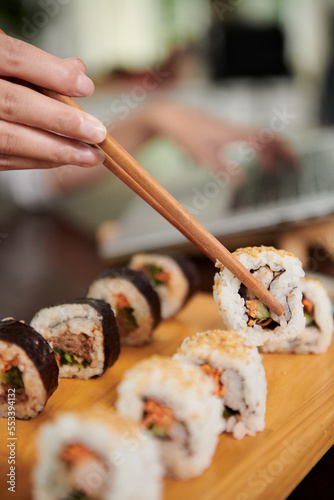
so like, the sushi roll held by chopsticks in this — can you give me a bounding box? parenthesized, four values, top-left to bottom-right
(33, 408, 163, 500)
(31, 298, 120, 380)
(174, 329, 267, 439)
(0, 319, 58, 419)
(261, 276, 334, 354)
(116, 355, 223, 480)
(214, 246, 305, 346)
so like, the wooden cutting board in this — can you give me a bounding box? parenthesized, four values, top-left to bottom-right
(1, 293, 333, 500)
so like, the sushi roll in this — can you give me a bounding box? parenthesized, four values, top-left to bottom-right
(33, 408, 163, 500)
(128, 253, 200, 319)
(116, 355, 223, 480)
(174, 329, 267, 439)
(87, 267, 161, 347)
(31, 298, 120, 380)
(0, 319, 58, 419)
(213, 246, 305, 346)
(261, 276, 333, 354)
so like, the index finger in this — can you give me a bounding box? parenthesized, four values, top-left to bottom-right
(0, 33, 94, 97)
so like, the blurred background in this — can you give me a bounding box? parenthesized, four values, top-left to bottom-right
(0, 2, 333, 202)
(1, 0, 334, 233)
(1, 0, 330, 119)
(2, 0, 334, 278)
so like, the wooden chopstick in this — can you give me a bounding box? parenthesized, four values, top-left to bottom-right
(0, 28, 285, 316)
(42, 89, 217, 261)
(42, 90, 285, 317)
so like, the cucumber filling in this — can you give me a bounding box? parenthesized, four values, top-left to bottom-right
(0, 366, 24, 389)
(304, 311, 315, 326)
(116, 294, 138, 331)
(223, 406, 240, 419)
(302, 296, 315, 326)
(116, 307, 138, 330)
(148, 423, 168, 438)
(53, 347, 90, 369)
(143, 264, 170, 287)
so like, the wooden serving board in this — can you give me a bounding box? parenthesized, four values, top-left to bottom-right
(1, 293, 333, 500)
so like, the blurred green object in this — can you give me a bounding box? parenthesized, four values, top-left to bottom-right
(0, 0, 24, 21)
(0, 0, 41, 33)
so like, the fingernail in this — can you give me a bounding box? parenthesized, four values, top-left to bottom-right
(80, 118, 107, 143)
(76, 73, 95, 96)
(77, 144, 105, 165)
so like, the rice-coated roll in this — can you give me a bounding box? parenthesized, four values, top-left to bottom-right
(261, 276, 333, 354)
(31, 298, 120, 380)
(87, 267, 161, 347)
(213, 246, 305, 346)
(0, 319, 58, 419)
(129, 253, 200, 319)
(33, 408, 163, 500)
(116, 355, 223, 480)
(174, 329, 267, 439)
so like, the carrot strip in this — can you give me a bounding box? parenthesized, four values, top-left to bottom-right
(60, 443, 100, 465)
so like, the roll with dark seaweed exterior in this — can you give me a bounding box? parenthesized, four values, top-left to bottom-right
(116, 355, 223, 480)
(129, 253, 201, 319)
(0, 319, 58, 419)
(261, 276, 334, 354)
(87, 267, 161, 347)
(214, 246, 305, 346)
(31, 299, 120, 380)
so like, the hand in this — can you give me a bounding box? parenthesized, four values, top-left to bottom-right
(0, 34, 106, 171)
(146, 100, 297, 184)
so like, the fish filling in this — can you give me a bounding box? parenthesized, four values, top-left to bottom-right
(142, 398, 188, 447)
(240, 266, 283, 329)
(115, 294, 138, 333)
(302, 295, 316, 326)
(200, 363, 225, 397)
(61, 442, 111, 500)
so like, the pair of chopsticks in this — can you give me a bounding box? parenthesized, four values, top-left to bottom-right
(0, 29, 285, 316)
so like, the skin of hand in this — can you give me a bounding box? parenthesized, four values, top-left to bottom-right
(0, 34, 106, 171)
(50, 98, 298, 194)
(144, 100, 298, 184)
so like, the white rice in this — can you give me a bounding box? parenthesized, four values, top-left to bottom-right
(129, 253, 189, 319)
(213, 246, 305, 346)
(31, 303, 105, 380)
(116, 355, 223, 480)
(261, 276, 334, 354)
(174, 329, 267, 439)
(0, 341, 47, 419)
(33, 409, 163, 500)
(87, 277, 154, 346)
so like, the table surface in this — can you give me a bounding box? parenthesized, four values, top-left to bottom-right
(0, 292, 333, 500)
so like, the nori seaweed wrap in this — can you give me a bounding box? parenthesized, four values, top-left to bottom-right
(129, 253, 201, 318)
(87, 267, 161, 346)
(0, 319, 59, 419)
(31, 298, 120, 379)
